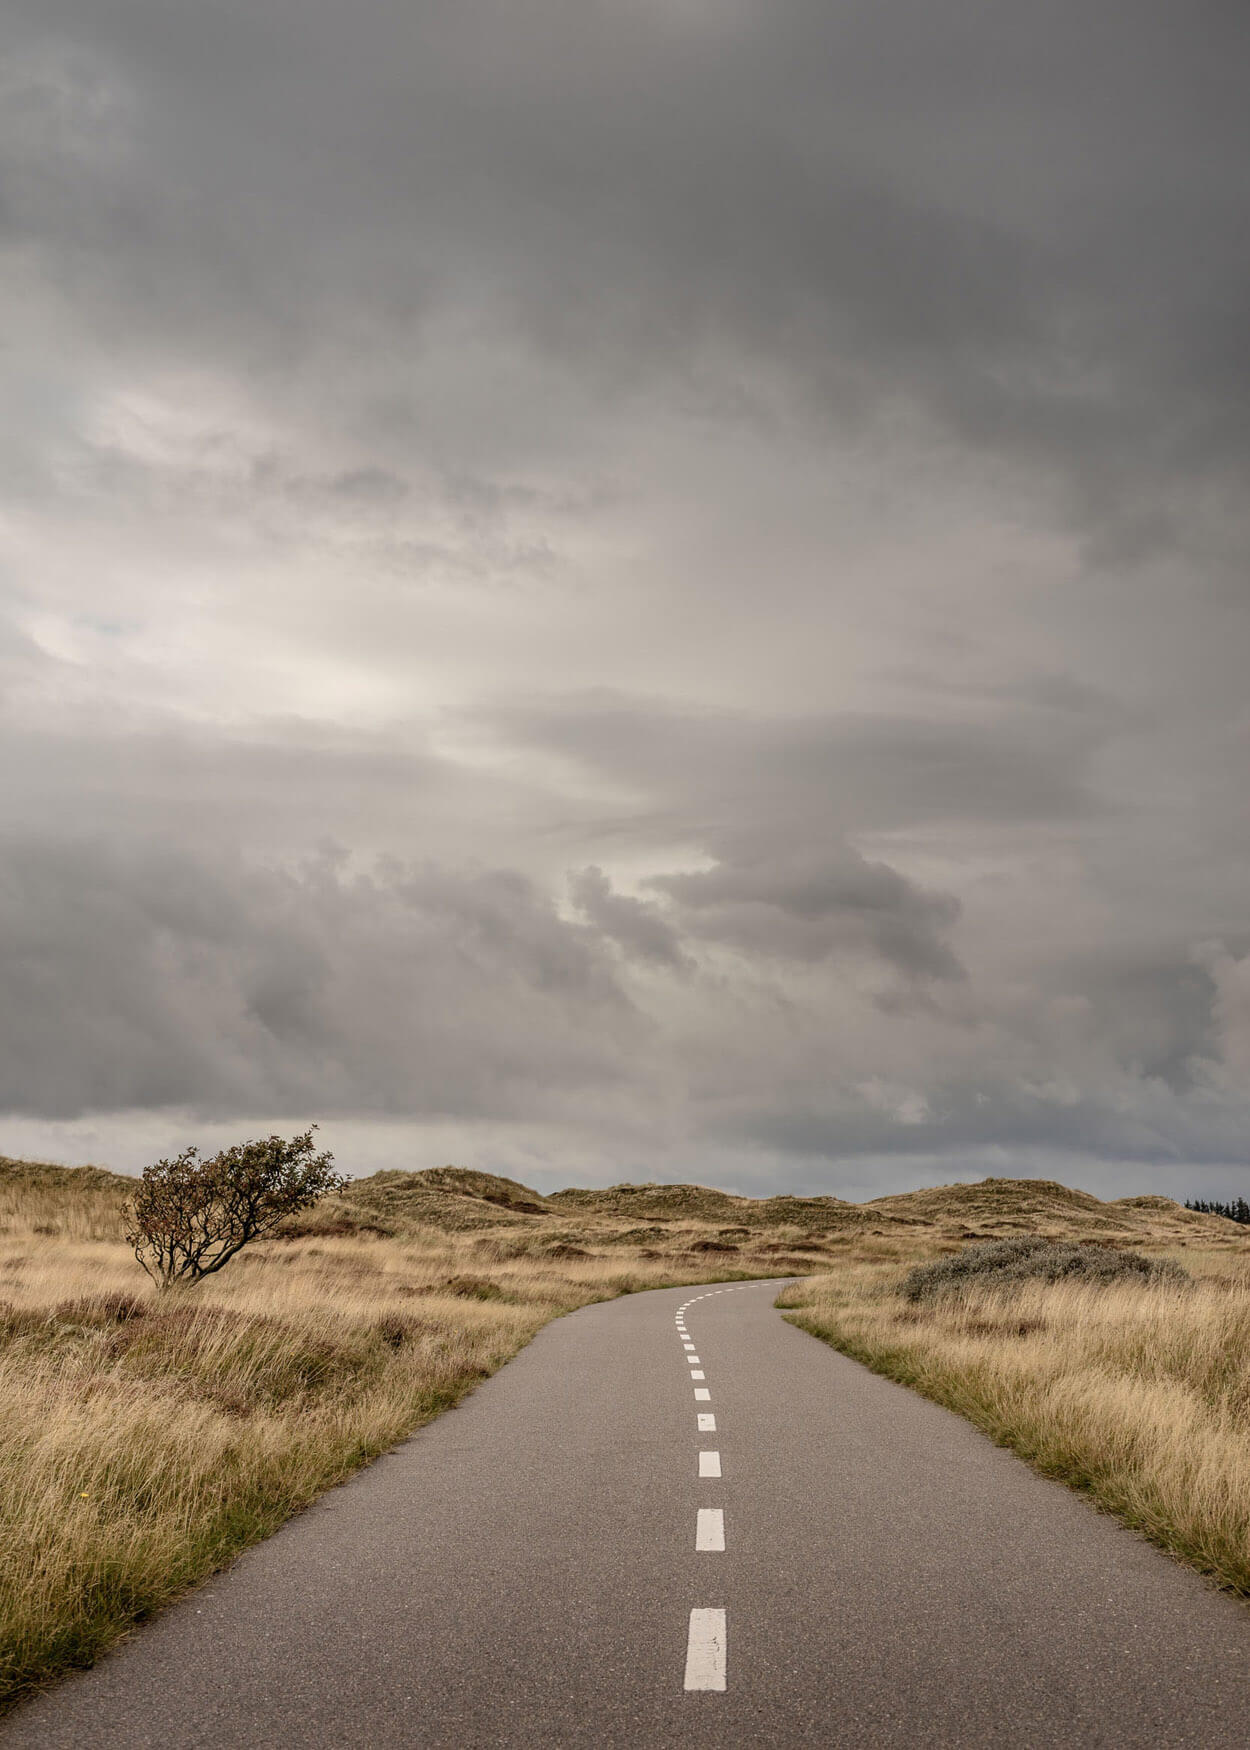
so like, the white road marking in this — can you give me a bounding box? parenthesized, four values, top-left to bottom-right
(683, 1608, 727, 1692)
(698, 1450, 721, 1478)
(694, 1387, 711, 1401)
(686, 1355, 700, 1364)
(696, 1508, 725, 1551)
(690, 1370, 705, 1379)
(697, 1412, 716, 1431)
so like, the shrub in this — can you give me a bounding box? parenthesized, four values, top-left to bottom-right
(0, 1302, 46, 1341)
(54, 1293, 148, 1325)
(900, 1237, 1189, 1303)
(443, 1275, 506, 1301)
(126, 1130, 344, 1288)
(373, 1313, 425, 1349)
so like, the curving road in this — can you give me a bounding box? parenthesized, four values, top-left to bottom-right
(8, 1277, 1250, 1747)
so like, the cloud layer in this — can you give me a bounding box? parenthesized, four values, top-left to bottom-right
(2, 0, 1248, 1194)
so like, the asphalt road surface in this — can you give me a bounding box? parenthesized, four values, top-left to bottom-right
(9, 1276, 1250, 1748)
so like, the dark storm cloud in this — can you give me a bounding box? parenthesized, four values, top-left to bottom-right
(0, 836, 641, 1120)
(648, 846, 963, 982)
(1041, 952, 1223, 1095)
(5, 0, 1247, 532)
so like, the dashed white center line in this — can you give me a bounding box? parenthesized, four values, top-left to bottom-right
(676, 1298, 733, 1690)
(695, 1508, 725, 1551)
(684, 1608, 727, 1692)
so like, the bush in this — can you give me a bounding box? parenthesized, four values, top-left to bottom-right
(372, 1312, 426, 1349)
(127, 1130, 344, 1288)
(54, 1293, 148, 1325)
(901, 1237, 1189, 1303)
(443, 1275, 506, 1301)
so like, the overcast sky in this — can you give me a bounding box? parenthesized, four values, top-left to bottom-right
(3, 0, 1249, 1198)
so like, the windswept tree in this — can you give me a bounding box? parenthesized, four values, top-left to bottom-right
(127, 1129, 344, 1287)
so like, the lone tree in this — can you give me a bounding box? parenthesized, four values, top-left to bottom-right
(127, 1129, 344, 1287)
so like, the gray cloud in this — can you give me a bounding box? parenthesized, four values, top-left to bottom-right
(491, 692, 1112, 837)
(1038, 952, 1222, 1096)
(568, 866, 689, 971)
(5, 0, 1247, 533)
(1, 0, 1248, 1196)
(0, 837, 641, 1121)
(649, 845, 963, 982)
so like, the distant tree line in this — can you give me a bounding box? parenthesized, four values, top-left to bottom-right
(1185, 1197, 1250, 1225)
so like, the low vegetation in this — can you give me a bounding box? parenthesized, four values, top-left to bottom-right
(900, 1236, 1190, 1301)
(3, 1153, 1248, 1710)
(780, 1226, 1250, 1596)
(0, 1152, 822, 1712)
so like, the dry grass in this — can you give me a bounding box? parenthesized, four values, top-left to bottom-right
(779, 1243, 1250, 1595)
(6, 1155, 1247, 1707)
(0, 1164, 792, 1712)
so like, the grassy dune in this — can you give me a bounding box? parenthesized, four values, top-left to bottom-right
(0, 1158, 812, 1711)
(5, 1155, 1247, 1707)
(779, 1241, 1250, 1595)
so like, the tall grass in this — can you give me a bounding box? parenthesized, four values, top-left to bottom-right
(780, 1251, 1250, 1594)
(0, 1215, 774, 1711)
(0, 1160, 129, 1245)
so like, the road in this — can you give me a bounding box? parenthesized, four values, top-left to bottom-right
(8, 1276, 1250, 1747)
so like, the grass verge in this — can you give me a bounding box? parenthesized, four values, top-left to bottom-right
(778, 1251, 1250, 1596)
(0, 1216, 776, 1712)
